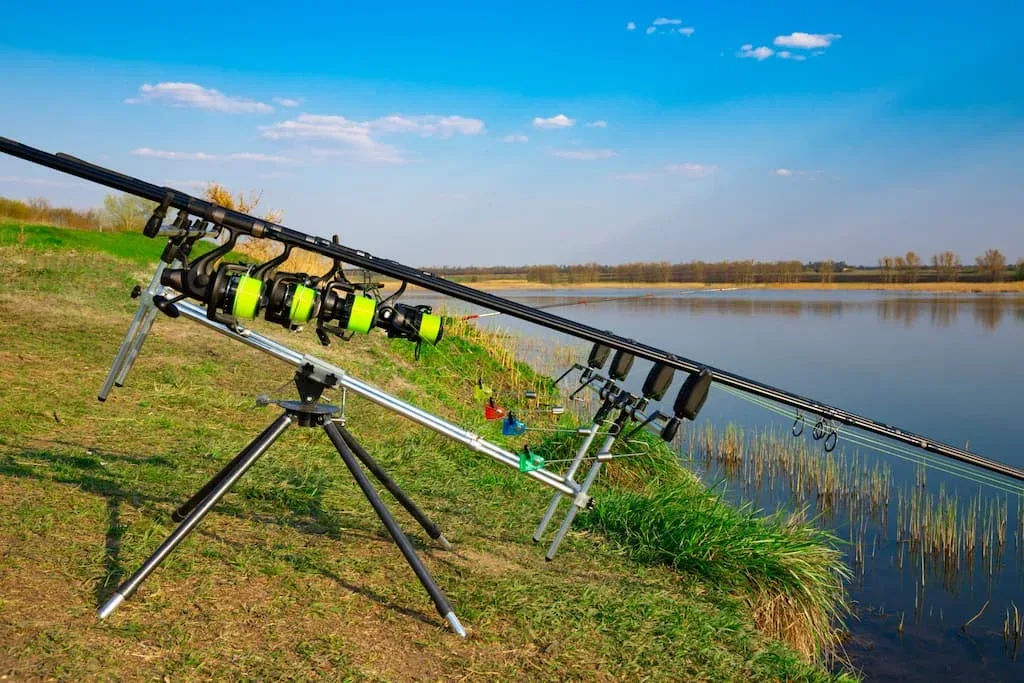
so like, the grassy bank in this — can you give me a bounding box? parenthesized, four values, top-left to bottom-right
(0, 231, 852, 679)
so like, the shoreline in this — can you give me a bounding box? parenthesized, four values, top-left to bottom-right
(420, 278, 1024, 294)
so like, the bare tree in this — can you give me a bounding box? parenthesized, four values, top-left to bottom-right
(894, 255, 907, 283)
(904, 251, 922, 283)
(204, 182, 284, 223)
(102, 193, 155, 231)
(976, 249, 1007, 282)
(819, 260, 835, 283)
(930, 251, 961, 282)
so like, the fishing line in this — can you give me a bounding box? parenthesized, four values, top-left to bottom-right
(714, 384, 1024, 496)
(717, 384, 1019, 493)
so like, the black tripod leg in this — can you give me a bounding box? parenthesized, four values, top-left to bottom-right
(323, 421, 466, 638)
(98, 413, 293, 619)
(336, 425, 451, 550)
(171, 441, 259, 522)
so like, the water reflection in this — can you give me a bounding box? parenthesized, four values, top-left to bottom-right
(496, 294, 1024, 331)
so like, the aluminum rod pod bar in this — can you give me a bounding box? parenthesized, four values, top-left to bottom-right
(2, 137, 1019, 482)
(172, 301, 578, 498)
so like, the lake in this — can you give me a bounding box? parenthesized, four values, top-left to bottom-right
(409, 287, 1024, 681)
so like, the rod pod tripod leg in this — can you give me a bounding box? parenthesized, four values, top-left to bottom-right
(99, 373, 466, 636)
(170, 424, 452, 551)
(335, 424, 452, 550)
(323, 422, 465, 637)
(98, 413, 293, 618)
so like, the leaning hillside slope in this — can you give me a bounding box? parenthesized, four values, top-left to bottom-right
(0, 223, 852, 681)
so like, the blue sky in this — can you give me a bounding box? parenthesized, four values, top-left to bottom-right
(1, 2, 1022, 266)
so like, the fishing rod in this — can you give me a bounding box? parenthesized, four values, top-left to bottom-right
(460, 287, 742, 321)
(2, 135, 1021, 482)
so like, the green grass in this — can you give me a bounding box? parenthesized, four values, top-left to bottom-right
(0, 220, 241, 266)
(0, 234, 854, 681)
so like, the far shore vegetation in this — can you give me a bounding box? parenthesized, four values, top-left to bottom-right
(3, 193, 1022, 290)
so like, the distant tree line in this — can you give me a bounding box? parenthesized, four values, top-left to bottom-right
(433, 251, 1022, 285)
(879, 249, 1015, 282)
(0, 194, 154, 232)
(3, 194, 1021, 284)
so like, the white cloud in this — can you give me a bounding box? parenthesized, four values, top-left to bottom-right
(272, 97, 301, 107)
(626, 21, 636, 31)
(132, 148, 218, 161)
(261, 112, 484, 164)
(615, 162, 716, 181)
(552, 148, 616, 161)
(132, 148, 299, 164)
(774, 32, 841, 49)
(262, 114, 405, 164)
(738, 45, 775, 61)
(772, 168, 821, 178)
(226, 152, 299, 164)
(665, 163, 716, 178)
(532, 114, 575, 129)
(370, 114, 485, 137)
(644, 18, 693, 36)
(125, 82, 272, 113)
(586, 120, 608, 128)
(502, 134, 529, 143)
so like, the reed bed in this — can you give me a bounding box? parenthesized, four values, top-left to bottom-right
(687, 423, 1021, 594)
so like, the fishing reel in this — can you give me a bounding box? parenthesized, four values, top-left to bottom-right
(378, 303, 444, 345)
(264, 272, 319, 330)
(316, 281, 379, 343)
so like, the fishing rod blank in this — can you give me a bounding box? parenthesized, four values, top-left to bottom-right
(1, 136, 1020, 482)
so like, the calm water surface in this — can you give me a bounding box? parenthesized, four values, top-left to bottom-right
(410, 287, 1024, 681)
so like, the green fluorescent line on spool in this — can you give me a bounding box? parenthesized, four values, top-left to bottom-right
(232, 275, 264, 320)
(418, 313, 442, 345)
(289, 284, 316, 324)
(348, 296, 376, 334)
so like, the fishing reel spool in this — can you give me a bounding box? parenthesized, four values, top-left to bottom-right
(264, 272, 319, 330)
(206, 263, 265, 325)
(316, 281, 379, 342)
